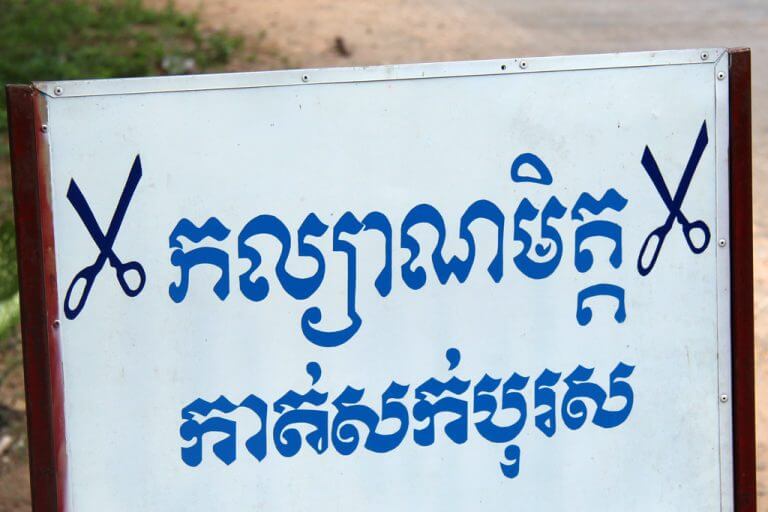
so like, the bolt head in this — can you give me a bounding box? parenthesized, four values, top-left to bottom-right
(719, 394, 728, 403)
(40, 124, 48, 133)
(700, 51, 709, 61)
(54, 86, 63, 96)
(718, 239, 727, 247)
(519, 60, 528, 69)
(301, 75, 309, 83)
(717, 71, 726, 80)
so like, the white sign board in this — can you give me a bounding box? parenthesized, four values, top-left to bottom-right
(15, 49, 741, 511)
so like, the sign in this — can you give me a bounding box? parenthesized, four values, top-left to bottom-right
(7, 48, 755, 511)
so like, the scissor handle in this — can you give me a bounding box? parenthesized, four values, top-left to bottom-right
(682, 219, 711, 254)
(64, 263, 99, 320)
(637, 224, 669, 276)
(114, 259, 146, 297)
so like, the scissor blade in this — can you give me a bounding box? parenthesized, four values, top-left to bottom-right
(104, 155, 143, 243)
(66, 179, 109, 247)
(641, 146, 675, 208)
(670, 121, 708, 208)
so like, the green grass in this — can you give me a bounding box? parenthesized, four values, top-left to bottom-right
(0, 0, 243, 151)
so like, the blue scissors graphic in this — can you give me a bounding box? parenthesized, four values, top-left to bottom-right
(637, 121, 711, 276)
(64, 155, 146, 319)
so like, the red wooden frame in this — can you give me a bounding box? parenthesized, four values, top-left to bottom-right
(728, 48, 756, 511)
(6, 85, 66, 512)
(5, 48, 756, 511)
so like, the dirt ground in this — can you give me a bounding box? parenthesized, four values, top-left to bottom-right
(4, 0, 768, 509)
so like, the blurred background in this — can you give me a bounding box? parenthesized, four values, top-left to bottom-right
(0, 1, 765, 510)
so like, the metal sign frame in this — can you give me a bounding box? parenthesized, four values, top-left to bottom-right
(5, 47, 755, 511)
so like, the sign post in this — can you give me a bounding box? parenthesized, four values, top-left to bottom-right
(7, 48, 755, 511)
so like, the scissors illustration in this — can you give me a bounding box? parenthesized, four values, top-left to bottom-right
(64, 155, 146, 319)
(637, 121, 711, 276)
